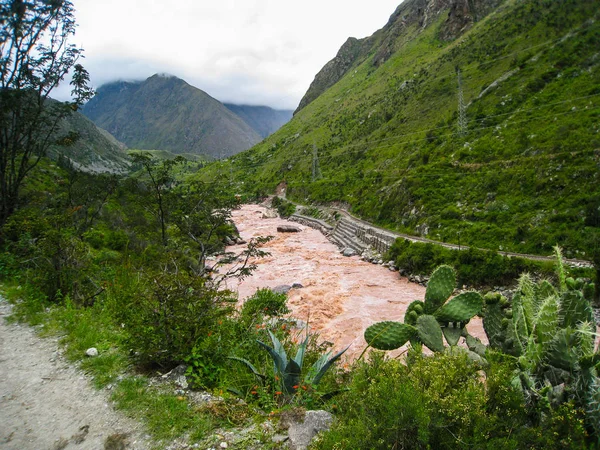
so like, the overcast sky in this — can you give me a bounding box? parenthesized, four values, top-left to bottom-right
(55, 1, 402, 110)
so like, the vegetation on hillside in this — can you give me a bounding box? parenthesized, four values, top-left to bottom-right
(199, 0, 600, 262)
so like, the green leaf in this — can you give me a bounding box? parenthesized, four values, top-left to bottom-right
(307, 346, 349, 386)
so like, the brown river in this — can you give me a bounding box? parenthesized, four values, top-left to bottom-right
(223, 204, 486, 360)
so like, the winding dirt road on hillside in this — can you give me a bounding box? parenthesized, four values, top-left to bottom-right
(223, 204, 487, 359)
(0, 298, 149, 450)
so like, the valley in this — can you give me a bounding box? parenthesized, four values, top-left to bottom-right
(2, 0, 600, 448)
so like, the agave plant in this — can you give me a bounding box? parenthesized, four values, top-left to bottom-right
(364, 265, 484, 359)
(232, 329, 348, 396)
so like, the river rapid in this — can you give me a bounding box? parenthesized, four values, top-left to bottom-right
(224, 204, 486, 360)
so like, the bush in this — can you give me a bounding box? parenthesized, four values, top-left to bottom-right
(271, 197, 296, 218)
(119, 267, 235, 368)
(240, 288, 289, 322)
(313, 351, 590, 449)
(387, 238, 554, 287)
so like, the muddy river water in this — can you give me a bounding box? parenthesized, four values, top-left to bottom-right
(223, 204, 486, 359)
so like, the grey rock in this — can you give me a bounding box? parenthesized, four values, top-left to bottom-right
(272, 434, 288, 444)
(287, 410, 333, 450)
(224, 236, 236, 246)
(272, 285, 292, 295)
(85, 347, 98, 357)
(342, 248, 357, 257)
(277, 225, 301, 233)
(262, 209, 278, 219)
(291, 282, 304, 289)
(235, 237, 247, 245)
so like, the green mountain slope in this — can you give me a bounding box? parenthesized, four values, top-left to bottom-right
(224, 103, 293, 138)
(82, 74, 262, 158)
(205, 0, 600, 258)
(48, 106, 130, 173)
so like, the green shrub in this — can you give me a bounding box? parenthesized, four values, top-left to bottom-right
(271, 196, 296, 218)
(314, 351, 590, 449)
(240, 288, 289, 322)
(119, 268, 235, 368)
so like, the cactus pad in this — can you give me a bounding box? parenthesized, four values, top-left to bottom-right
(434, 291, 483, 322)
(559, 290, 594, 328)
(483, 298, 507, 350)
(442, 324, 462, 346)
(535, 295, 559, 346)
(364, 321, 417, 350)
(424, 265, 455, 314)
(416, 314, 445, 353)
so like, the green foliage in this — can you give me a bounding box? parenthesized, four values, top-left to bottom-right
(271, 196, 296, 218)
(240, 288, 289, 322)
(234, 329, 347, 400)
(119, 267, 235, 367)
(387, 237, 555, 287)
(313, 351, 590, 449)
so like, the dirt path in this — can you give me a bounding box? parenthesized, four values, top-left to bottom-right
(0, 297, 149, 450)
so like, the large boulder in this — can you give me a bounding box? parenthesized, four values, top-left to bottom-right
(286, 410, 333, 450)
(277, 225, 301, 233)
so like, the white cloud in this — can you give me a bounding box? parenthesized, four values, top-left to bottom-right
(57, 0, 403, 109)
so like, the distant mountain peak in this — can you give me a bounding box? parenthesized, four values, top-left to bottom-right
(82, 74, 261, 158)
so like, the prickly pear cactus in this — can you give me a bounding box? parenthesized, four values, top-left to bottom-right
(482, 293, 509, 350)
(416, 315, 445, 353)
(442, 324, 462, 346)
(364, 321, 417, 351)
(559, 290, 594, 328)
(424, 265, 455, 314)
(364, 265, 483, 354)
(534, 295, 559, 347)
(434, 291, 483, 323)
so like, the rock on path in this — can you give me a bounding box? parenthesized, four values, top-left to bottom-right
(0, 297, 149, 450)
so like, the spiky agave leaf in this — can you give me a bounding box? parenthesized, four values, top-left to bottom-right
(364, 321, 417, 350)
(282, 359, 302, 394)
(293, 335, 310, 368)
(228, 356, 266, 379)
(434, 291, 483, 322)
(416, 314, 445, 353)
(306, 346, 349, 386)
(424, 265, 455, 314)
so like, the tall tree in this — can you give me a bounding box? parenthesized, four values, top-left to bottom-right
(0, 0, 93, 226)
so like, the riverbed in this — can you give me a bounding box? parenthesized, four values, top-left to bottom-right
(223, 204, 486, 359)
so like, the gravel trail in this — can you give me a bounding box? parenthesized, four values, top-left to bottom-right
(0, 297, 150, 450)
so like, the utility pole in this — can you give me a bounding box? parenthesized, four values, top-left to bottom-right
(457, 67, 467, 136)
